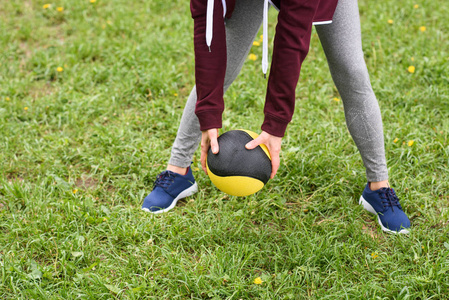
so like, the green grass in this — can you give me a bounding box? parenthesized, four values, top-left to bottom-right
(1, 0, 448, 299)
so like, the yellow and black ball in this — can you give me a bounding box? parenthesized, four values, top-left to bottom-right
(206, 129, 272, 196)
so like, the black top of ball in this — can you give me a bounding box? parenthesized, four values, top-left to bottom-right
(207, 130, 272, 184)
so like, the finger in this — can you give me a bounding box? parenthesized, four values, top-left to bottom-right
(201, 151, 208, 174)
(270, 153, 280, 179)
(200, 132, 211, 174)
(200, 139, 209, 174)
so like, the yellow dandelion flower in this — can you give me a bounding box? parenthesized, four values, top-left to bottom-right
(57, 7, 64, 12)
(414, 4, 419, 9)
(253, 277, 263, 285)
(5, 97, 10, 101)
(371, 252, 379, 259)
(248, 54, 257, 61)
(90, 0, 96, 3)
(419, 26, 426, 32)
(408, 66, 415, 73)
(102, 24, 106, 29)
(333, 97, 340, 102)
(408, 140, 414, 147)
(73, 189, 78, 194)
(253, 41, 260, 46)
(259, 34, 263, 40)
(24, 107, 29, 110)
(388, 19, 394, 24)
(411, 57, 415, 61)
(174, 93, 178, 96)
(43, 4, 51, 9)
(57, 67, 63, 72)
(393, 138, 399, 143)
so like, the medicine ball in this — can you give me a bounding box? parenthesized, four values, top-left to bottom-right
(206, 129, 272, 196)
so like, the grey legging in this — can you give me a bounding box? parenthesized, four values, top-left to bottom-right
(168, 0, 388, 182)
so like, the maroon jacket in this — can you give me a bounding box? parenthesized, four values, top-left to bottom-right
(191, 0, 338, 137)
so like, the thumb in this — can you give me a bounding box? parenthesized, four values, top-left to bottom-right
(211, 137, 219, 154)
(245, 137, 261, 150)
(209, 130, 219, 154)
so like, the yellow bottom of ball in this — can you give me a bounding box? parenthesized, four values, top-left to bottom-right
(207, 164, 264, 197)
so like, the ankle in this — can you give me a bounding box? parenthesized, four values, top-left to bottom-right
(369, 180, 390, 191)
(167, 164, 188, 175)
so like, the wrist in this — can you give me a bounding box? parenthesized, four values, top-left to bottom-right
(261, 114, 288, 137)
(195, 110, 223, 131)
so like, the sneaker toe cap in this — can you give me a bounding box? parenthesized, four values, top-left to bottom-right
(142, 188, 173, 212)
(380, 210, 411, 232)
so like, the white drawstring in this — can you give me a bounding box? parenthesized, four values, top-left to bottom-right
(206, 0, 214, 52)
(206, 0, 227, 52)
(221, 0, 227, 17)
(206, 0, 269, 77)
(262, 0, 269, 77)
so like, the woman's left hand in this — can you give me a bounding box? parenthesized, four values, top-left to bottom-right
(245, 131, 282, 179)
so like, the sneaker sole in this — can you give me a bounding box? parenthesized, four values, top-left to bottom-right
(359, 195, 409, 234)
(142, 182, 198, 214)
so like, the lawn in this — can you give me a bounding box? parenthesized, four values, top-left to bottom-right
(0, 0, 448, 299)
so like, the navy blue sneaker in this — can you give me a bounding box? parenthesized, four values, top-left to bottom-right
(142, 167, 198, 214)
(359, 183, 411, 234)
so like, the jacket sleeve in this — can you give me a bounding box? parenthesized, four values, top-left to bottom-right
(262, 0, 338, 137)
(191, 0, 235, 131)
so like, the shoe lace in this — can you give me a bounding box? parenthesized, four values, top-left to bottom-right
(379, 188, 402, 212)
(153, 171, 176, 190)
